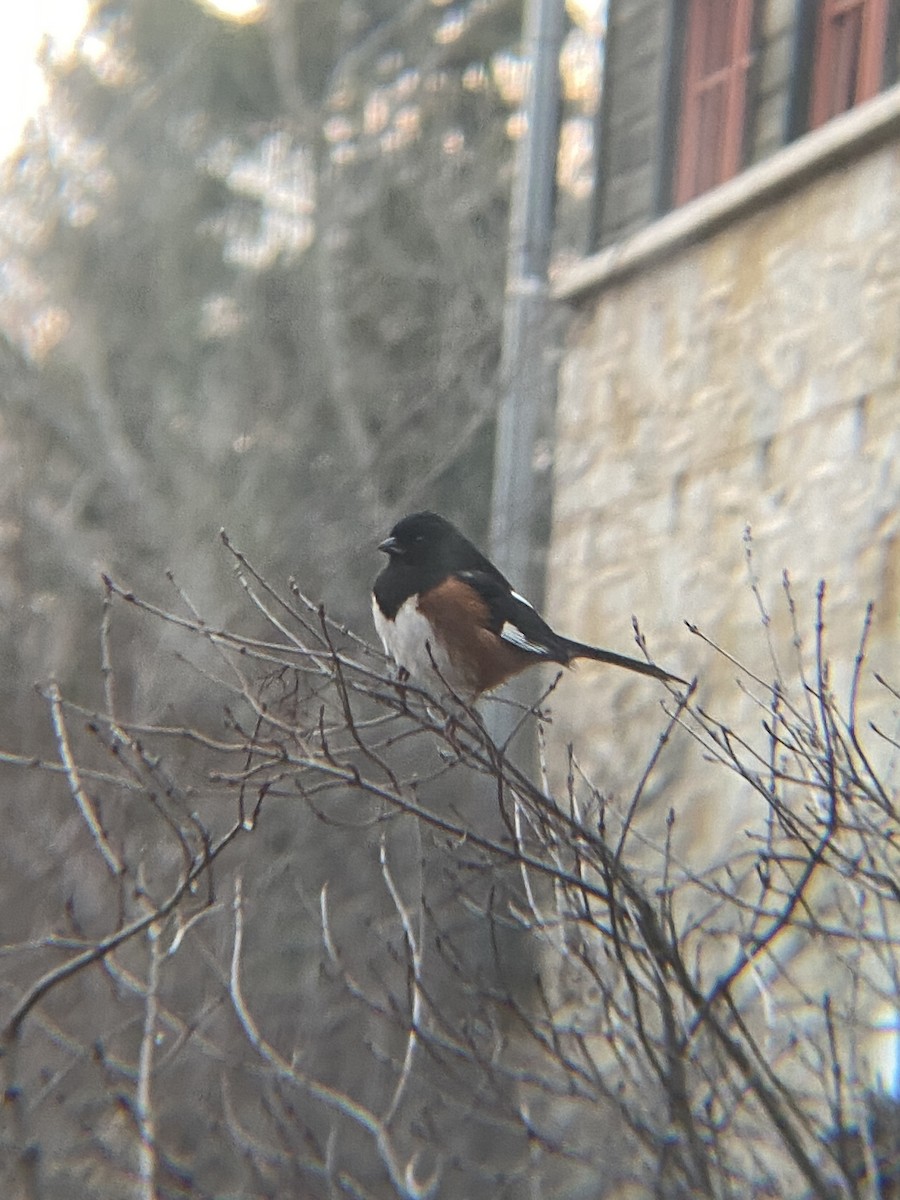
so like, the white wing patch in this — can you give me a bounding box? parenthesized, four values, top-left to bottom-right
(502, 590, 546, 654)
(500, 620, 547, 657)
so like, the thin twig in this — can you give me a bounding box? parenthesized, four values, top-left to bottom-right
(136, 925, 162, 1200)
(229, 876, 440, 1200)
(46, 683, 123, 878)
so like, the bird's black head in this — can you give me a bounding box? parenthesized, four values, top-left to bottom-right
(374, 511, 510, 616)
(377, 511, 464, 568)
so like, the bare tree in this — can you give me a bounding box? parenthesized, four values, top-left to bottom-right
(1, 536, 897, 1199)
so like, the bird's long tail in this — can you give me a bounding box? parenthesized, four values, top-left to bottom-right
(561, 639, 687, 687)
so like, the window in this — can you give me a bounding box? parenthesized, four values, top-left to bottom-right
(809, 0, 890, 127)
(592, 0, 899, 249)
(673, 0, 756, 205)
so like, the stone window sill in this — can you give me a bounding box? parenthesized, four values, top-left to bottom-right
(554, 83, 900, 302)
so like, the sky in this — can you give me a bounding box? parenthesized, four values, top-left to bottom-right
(0, 1, 88, 161)
(0, 0, 265, 163)
(0, 0, 603, 165)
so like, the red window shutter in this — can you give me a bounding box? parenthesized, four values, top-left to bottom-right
(810, 0, 889, 128)
(674, 0, 756, 206)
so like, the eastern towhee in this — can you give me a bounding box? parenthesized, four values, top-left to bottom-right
(372, 511, 686, 700)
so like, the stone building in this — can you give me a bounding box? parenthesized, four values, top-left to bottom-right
(541, 0, 900, 1126)
(548, 0, 898, 806)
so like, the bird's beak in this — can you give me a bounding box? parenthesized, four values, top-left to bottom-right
(378, 536, 401, 557)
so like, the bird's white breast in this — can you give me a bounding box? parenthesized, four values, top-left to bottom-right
(372, 594, 473, 696)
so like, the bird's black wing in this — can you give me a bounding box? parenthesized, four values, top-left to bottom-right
(455, 570, 565, 662)
(457, 569, 687, 684)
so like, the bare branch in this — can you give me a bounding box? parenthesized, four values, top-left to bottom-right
(46, 681, 123, 879)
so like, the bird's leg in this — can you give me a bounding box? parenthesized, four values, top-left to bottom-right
(389, 665, 411, 707)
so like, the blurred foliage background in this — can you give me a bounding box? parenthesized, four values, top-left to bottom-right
(0, 0, 602, 721)
(0, 3, 608, 1196)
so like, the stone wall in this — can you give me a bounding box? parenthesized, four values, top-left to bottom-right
(542, 110, 900, 1132)
(548, 130, 899, 858)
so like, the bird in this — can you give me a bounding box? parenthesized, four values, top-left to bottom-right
(372, 511, 686, 700)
